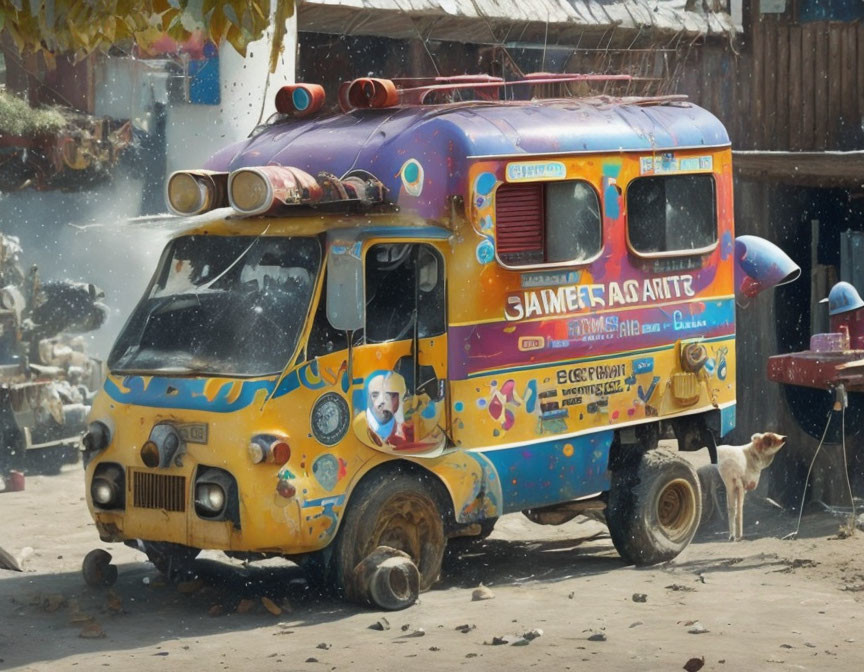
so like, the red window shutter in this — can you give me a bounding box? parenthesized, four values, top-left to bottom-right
(495, 183, 544, 264)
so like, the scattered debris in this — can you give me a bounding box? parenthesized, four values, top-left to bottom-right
(687, 622, 709, 635)
(484, 631, 541, 647)
(683, 656, 705, 672)
(261, 597, 282, 616)
(0, 545, 22, 572)
(399, 628, 426, 638)
(666, 584, 696, 592)
(629, 621, 643, 628)
(40, 593, 67, 613)
(106, 589, 124, 614)
(67, 600, 92, 624)
(369, 617, 391, 631)
(235, 598, 256, 614)
(305, 657, 318, 663)
(568, 591, 575, 599)
(455, 624, 476, 634)
(632, 593, 647, 602)
(79, 622, 106, 639)
(773, 558, 819, 573)
(587, 633, 607, 642)
(429, 646, 440, 652)
(472, 585, 495, 601)
(466, 653, 478, 659)
(176, 579, 204, 594)
(316, 643, 331, 650)
(764, 498, 784, 510)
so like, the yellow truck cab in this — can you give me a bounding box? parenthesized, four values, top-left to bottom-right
(81, 75, 799, 609)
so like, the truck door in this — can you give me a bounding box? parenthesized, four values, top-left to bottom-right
(350, 242, 448, 456)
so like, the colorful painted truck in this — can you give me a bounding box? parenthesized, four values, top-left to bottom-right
(81, 75, 799, 608)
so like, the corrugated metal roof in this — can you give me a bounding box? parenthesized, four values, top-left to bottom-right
(298, 0, 739, 41)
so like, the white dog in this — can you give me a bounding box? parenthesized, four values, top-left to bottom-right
(698, 432, 787, 541)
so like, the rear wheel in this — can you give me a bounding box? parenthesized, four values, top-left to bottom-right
(332, 471, 446, 603)
(606, 449, 701, 565)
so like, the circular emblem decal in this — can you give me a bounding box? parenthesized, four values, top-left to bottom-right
(311, 393, 350, 446)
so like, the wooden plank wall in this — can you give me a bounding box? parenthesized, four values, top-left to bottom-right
(747, 15, 863, 151)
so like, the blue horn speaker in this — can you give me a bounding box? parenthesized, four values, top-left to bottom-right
(734, 235, 801, 306)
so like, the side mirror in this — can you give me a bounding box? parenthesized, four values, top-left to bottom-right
(326, 239, 364, 331)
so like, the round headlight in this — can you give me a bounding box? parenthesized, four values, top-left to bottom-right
(167, 172, 207, 215)
(229, 169, 271, 214)
(195, 483, 226, 514)
(91, 478, 116, 506)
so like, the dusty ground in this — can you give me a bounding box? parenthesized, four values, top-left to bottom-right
(2, 454, 864, 672)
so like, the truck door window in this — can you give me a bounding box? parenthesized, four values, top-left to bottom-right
(365, 244, 415, 343)
(364, 244, 444, 343)
(417, 246, 445, 338)
(495, 179, 601, 267)
(627, 174, 717, 255)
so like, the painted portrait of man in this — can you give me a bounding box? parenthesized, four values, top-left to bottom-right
(362, 371, 413, 447)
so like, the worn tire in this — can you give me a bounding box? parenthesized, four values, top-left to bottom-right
(332, 471, 446, 600)
(82, 549, 118, 587)
(606, 449, 701, 565)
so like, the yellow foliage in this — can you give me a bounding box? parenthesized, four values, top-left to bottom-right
(1, 0, 290, 70)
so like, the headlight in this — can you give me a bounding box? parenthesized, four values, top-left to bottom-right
(165, 170, 228, 216)
(82, 421, 111, 453)
(90, 463, 125, 510)
(195, 483, 226, 515)
(91, 478, 116, 505)
(194, 466, 239, 526)
(228, 169, 271, 214)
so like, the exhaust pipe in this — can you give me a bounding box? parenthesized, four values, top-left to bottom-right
(734, 235, 801, 306)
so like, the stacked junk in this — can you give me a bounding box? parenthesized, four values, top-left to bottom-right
(0, 231, 107, 490)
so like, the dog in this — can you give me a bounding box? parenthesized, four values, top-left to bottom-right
(697, 432, 787, 541)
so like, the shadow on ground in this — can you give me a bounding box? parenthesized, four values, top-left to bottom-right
(1, 503, 855, 668)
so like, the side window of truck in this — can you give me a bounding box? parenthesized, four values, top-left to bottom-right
(364, 243, 445, 343)
(494, 179, 601, 267)
(627, 174, 717, 255)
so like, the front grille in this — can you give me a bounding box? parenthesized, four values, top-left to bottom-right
(132, 470, 186, 512)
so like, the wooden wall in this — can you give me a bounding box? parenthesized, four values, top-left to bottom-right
(745, 16, 864, 151)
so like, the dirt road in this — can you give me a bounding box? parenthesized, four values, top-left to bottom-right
(2, 464, 864, 672)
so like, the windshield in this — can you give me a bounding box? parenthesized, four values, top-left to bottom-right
(108, 235, 320, 376)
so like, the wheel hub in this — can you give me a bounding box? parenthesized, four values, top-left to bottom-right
(656, 478, 696, 542)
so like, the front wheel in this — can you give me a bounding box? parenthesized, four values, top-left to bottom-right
(332, 471, 446, 605)
(606, 449, 701, 565)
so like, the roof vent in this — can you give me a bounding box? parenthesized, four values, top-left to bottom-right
(495, 183, 544, 266)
